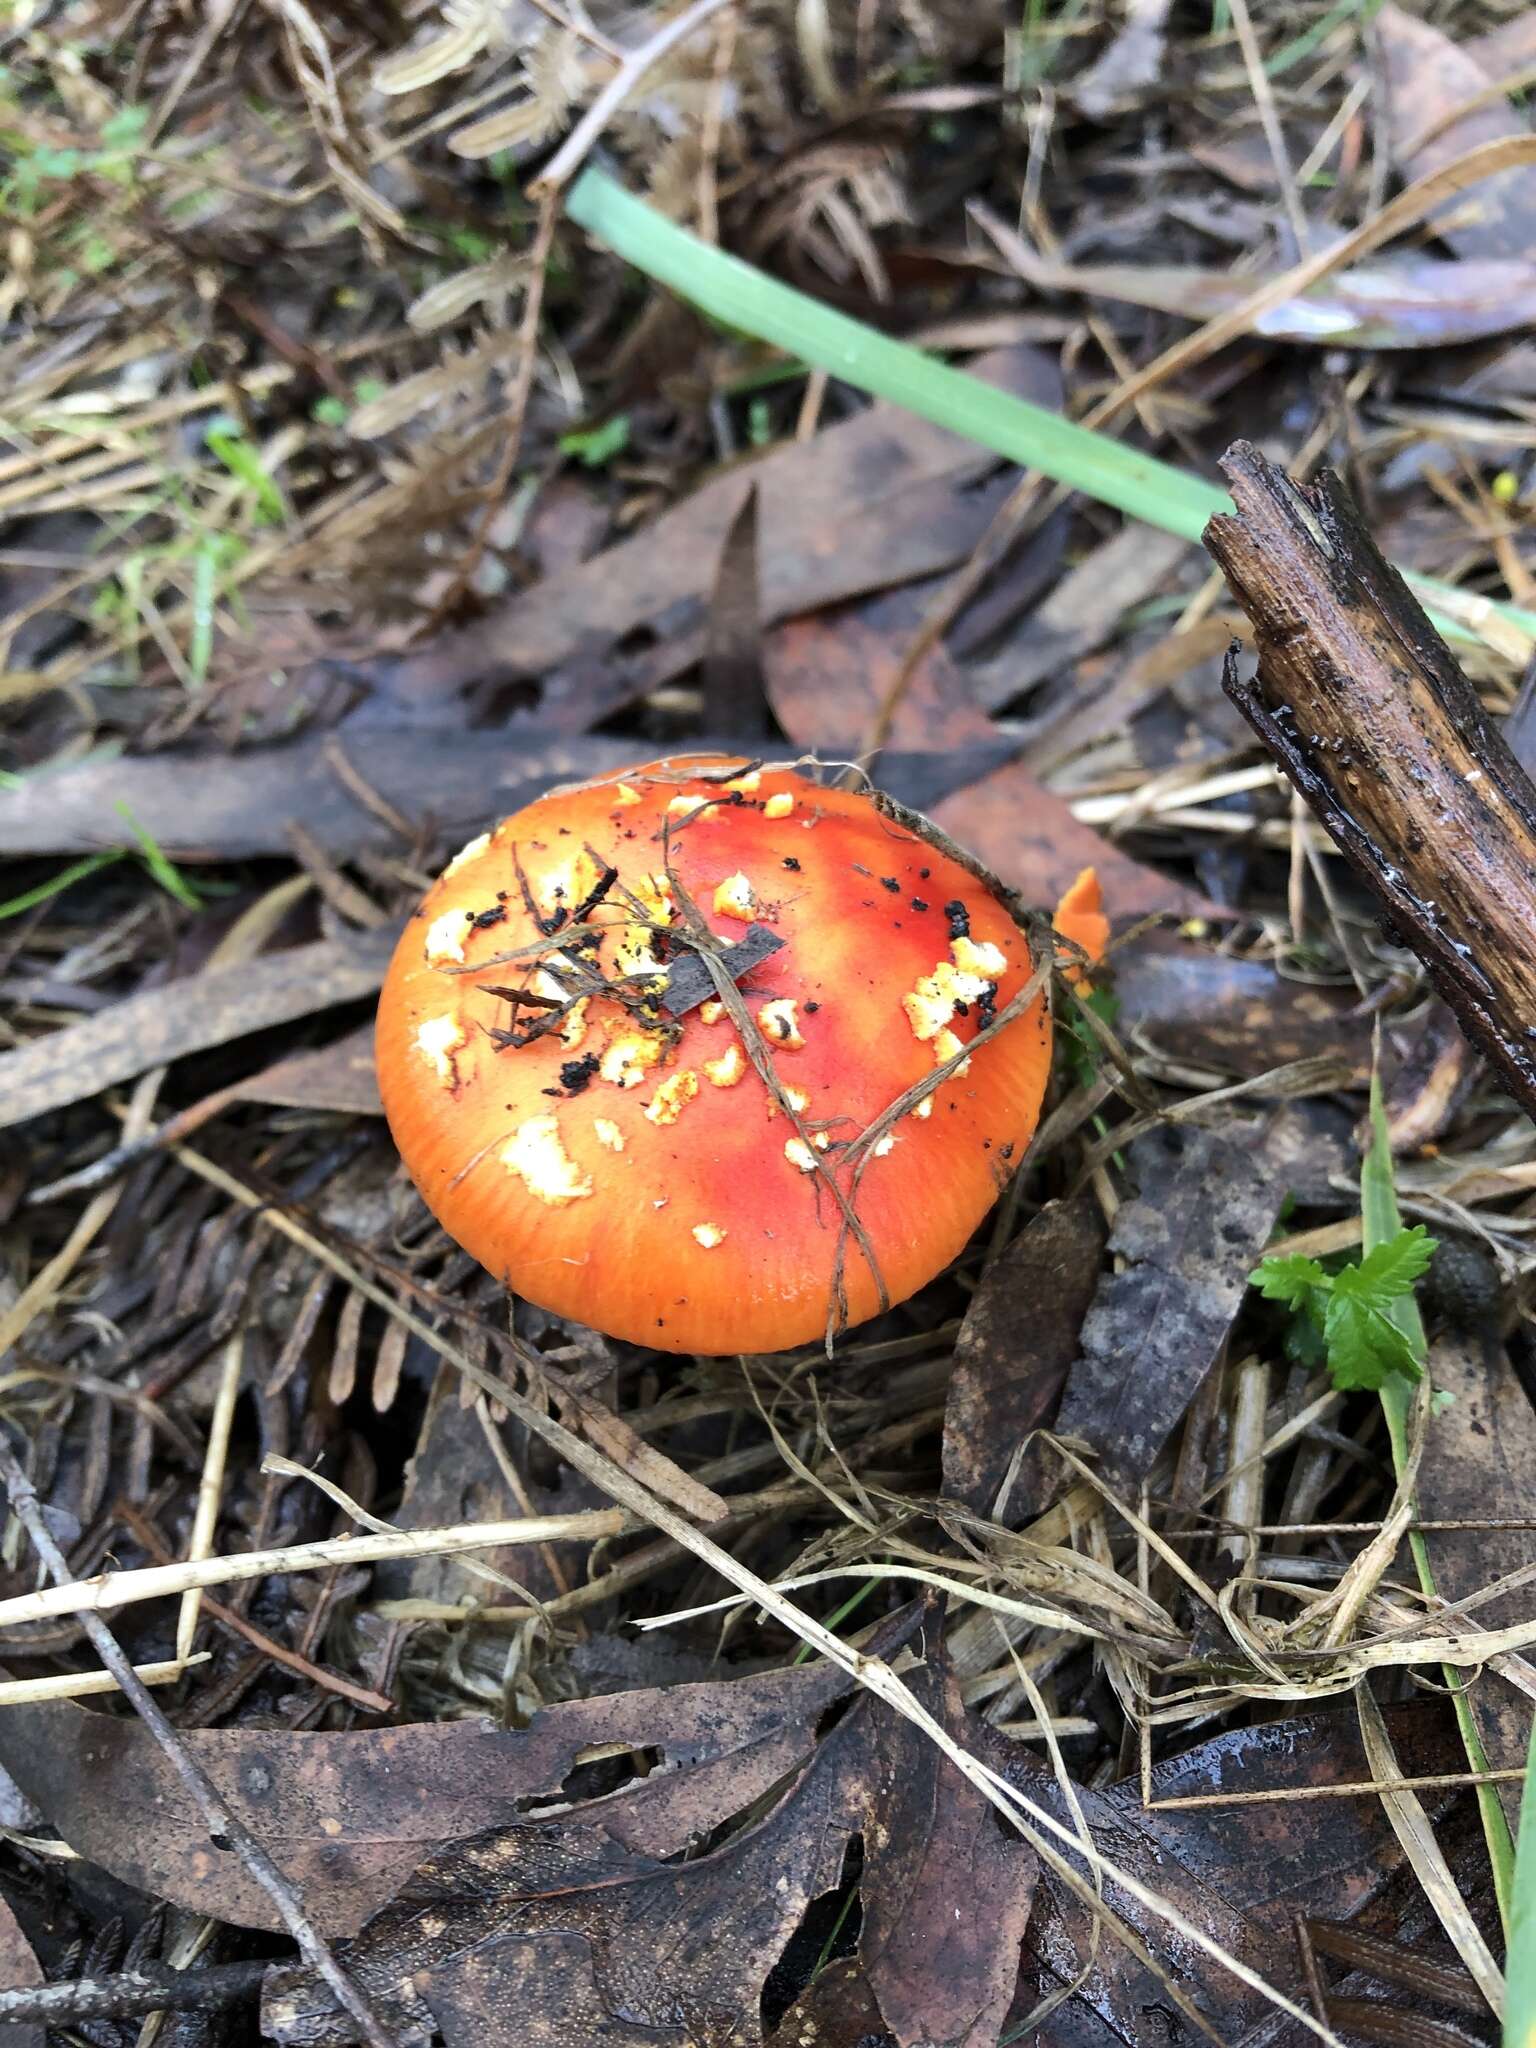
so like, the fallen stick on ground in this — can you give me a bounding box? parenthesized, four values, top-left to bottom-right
(1205, 441, 1536, 1122)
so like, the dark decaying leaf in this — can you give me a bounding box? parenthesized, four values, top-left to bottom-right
(1378, 1, 1536, 264)
(1004, 1696, 1503, 2045)
(772, 1957, 890, 2048)
(0, 1662, 855, 1936)
(1051, 1108, 1348, 1498)
(857, 1655, 1038, 2048)
(0, 926, 399, 1135)
(1114, 932, 1369, 1080)
(327, 345, 1059, 739)
(420, 1930, 685, 2047)
(736, 1698, 1486, 2048)
(261, 1614, 1037, 2048)
(930, 757, 1218, 925)
(943, 1195, 1107, 1519)
(262, 1613, 1036, 2048)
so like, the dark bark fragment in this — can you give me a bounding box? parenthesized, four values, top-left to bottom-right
(1206, 441, 1536, 1120)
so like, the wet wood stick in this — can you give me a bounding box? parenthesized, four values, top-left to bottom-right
(1205, 440, 1536, 1122)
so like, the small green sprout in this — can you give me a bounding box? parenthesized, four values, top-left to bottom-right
(559, 414, 631, 468)
(1251, 1225, 1438, 1391)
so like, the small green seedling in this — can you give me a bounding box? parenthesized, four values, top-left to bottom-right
(1251, 1225, 1437, 1392)
(559, 414, 630, 468)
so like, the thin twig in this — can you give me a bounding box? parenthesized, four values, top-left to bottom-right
(120, 1503, 394, 1715)
(176, 1328, 243, 1662)
(0, 1959, 268, 2029)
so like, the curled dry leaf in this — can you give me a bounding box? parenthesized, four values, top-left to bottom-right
(0, 1662, 855, 1935)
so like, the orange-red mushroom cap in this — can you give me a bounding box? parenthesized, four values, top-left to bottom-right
(376, 757, 1103, 1355)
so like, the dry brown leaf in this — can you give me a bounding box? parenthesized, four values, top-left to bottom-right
(0, 1662, 856, 1935)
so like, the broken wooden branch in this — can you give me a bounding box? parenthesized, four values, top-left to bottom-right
(1205, 440, 1536, 1122)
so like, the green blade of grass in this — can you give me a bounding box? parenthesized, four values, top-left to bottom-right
(114, 799, 203, 910)
(1507, 1713, 1536, 2046)
(565, 168, 1536, 654)
(0, 851, 124, 923)
(1363, 1062, 1518, 1934)
(1266, 0, 1384, 79)
(570, 169, 1225, 539)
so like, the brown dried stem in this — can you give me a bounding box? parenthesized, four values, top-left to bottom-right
(1205, 441, 1536, 1121)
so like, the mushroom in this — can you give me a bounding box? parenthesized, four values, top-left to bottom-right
(375, 755, 1105, 1355)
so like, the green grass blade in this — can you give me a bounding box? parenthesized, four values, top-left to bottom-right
(114, 799, 203, 910)
(1364, 1064, 1518, 1932)
(1507, 1712, 1536, 2046)
(565, 168, 1536, 652)
(569, 168, 1224, 541)
(1266, 0, 1384, 78)
(0, 851, 123, 923)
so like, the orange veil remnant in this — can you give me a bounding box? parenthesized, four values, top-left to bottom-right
(376, 756, 1105, 1355)
(1054, 866, 1108, 985)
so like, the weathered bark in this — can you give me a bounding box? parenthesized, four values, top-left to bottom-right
(1205, 440, 1536, 1121)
